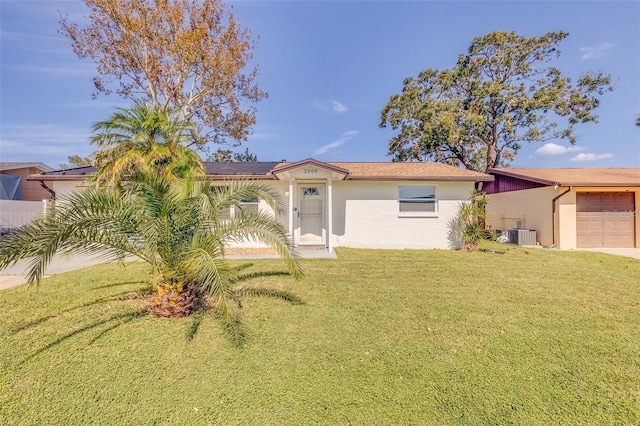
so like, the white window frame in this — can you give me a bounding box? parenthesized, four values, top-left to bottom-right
(398, 185, 438, 217)
(232, 196, 260, 218)
(220, 197, 260, 221)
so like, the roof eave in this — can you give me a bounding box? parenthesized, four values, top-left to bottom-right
(271, 158, 351, 178)
(557, 182, 640, 187)
(488, 168, 555, 186)
(208, 175, 276, 181)
(27, 174, 88, 181)
(346, 175, 493, 182)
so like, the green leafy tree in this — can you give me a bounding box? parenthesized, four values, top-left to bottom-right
(59, 0, 267, 148)
(59, 154, 93, 170)
(380, 31, 614, 172)
(0, 172, 302, 343)
(90, 103, 204, 186)
(208, 147, 258, 162)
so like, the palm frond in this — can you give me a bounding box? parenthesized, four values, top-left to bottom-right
(218, 211, 303, 280)
(0, 191, 144, 285)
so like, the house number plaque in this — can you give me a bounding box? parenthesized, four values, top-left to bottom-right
(303, 168, 318, 174)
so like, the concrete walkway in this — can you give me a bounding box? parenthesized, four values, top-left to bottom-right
(0, 250, 337, 291)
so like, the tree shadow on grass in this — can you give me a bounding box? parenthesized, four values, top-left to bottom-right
(225, 270, 304, 347)
(91, 280, 149, 290)
(227, 285, 304, 348)
(18, 310, 147, 366)
(230, 262, 254, 273)
(12, 271, 304, 357)
(9, 288, 147, 334)
(184, 283, 305, 347)
(232, 285, 305, 307)
(229, 270, 292, 284)
(7, 280, 151, 365)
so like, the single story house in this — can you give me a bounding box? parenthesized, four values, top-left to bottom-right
(485, 168, 640, 249)
(27, 159, 493, 252)
(0, 162, 53, 201)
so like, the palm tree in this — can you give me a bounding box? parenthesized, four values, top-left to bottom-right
(0, 171, 302, 340)
(90, 103, 204, 186)
(1, 103, 302, 343)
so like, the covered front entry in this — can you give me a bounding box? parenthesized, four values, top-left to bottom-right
(576, 192, 635, 248)
(271, 159, 350, 252)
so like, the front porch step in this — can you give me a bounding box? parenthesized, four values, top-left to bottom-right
(298, 244, 327, 251)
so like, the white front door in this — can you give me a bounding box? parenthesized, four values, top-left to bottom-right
(297, 184, 325, 245)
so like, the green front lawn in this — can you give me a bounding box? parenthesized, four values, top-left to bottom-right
(1, 245, 639, 425)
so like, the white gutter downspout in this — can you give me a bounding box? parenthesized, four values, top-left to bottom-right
(288, 177, 294, 245)
(327, 175, 333, 253)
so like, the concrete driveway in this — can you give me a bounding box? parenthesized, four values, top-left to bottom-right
(0, 254, 118, 290)
(579, 248, 640, 260)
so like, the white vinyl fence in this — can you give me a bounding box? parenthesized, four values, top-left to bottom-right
(0, 200, 51, 229)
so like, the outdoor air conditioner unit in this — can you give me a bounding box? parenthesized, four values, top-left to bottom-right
(508, 229, 537, 246)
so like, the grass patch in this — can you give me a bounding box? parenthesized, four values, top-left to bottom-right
(1, 244, 639, 424)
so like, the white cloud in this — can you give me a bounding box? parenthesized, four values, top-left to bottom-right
(330, 100, 347, 113)
(315, 100, 348, 113)
(534, 143, 586, 156)
(570, 152, 614, 162)
(246, 132, 277, 142)
(313, 130, 359, 155)
(580, 42, 613, 60)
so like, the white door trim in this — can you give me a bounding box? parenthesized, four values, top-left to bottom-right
(295, 182, 326, 246)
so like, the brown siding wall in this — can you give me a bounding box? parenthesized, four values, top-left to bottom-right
(1, 167, 52, 201)
(484, 175, 548, 194)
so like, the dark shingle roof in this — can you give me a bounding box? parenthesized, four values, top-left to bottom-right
(39, 166, 95, 176)
(29, 160, 493, 182)
(204, 162, 280, 176)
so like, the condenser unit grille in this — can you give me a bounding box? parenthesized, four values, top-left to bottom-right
(508, 229, 537, 246)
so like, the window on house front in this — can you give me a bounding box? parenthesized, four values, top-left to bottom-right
(237, 196, 259, 216)
(398, 185, 437, 217)
(220, 197, 259, 220)
(303, 187, 320, 198)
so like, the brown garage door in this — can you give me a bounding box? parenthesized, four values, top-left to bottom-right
(576, 192, 635, 248)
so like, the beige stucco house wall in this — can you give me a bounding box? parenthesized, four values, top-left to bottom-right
(487, 185, 640, 249)
(486, 186, 556, 247)
(486, 168, 640, 249)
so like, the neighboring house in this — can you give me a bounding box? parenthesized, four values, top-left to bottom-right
(485, 168, 640, 249)
(0, 162, 54, 229)
(27, 159, 493, 251)
(0, 162, 53, 201)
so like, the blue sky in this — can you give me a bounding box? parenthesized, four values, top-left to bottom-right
(1, 1, 639, 169)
